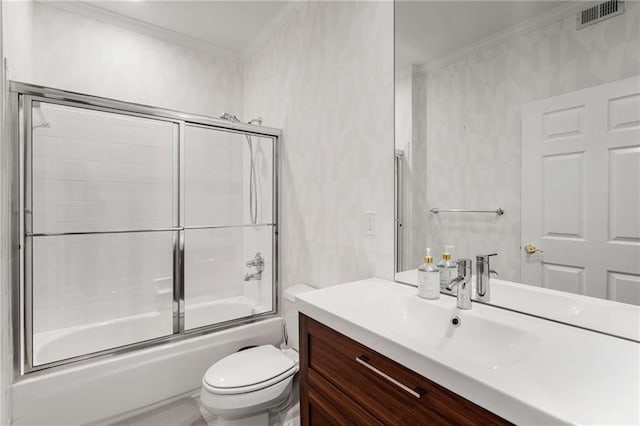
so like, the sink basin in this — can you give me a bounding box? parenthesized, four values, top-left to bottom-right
(397, 270, 640, 341)
(350, 293, 538, 371)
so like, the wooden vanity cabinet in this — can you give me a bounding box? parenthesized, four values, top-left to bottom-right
(299, 314, 511, 425)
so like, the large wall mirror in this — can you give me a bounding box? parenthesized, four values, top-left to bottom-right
(394, 0, 640, 339)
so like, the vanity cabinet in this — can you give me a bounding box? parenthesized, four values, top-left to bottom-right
(299, 314, 511, 425)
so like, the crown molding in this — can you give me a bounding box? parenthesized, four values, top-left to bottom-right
(414, 1, 586, 76)
(42, 1, 242, 60)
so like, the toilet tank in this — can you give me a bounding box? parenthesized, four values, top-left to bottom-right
(282, 284, 315, 350)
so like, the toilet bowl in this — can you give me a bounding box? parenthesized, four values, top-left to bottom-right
(199, 284, 314, 424)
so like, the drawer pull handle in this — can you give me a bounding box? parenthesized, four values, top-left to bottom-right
(355, 355, 426, 399)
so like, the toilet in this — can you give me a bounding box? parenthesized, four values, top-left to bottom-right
(200, 284, 315, 425)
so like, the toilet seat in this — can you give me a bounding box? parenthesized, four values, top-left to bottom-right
(202, 345, 298, 395)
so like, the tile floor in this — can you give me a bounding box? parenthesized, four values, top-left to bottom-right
(110, 381, 300, 426)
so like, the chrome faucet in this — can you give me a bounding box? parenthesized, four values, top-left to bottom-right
(244, 252, 264, 282)
(446, 259, 473, 310)
(476, 253, 498, 303)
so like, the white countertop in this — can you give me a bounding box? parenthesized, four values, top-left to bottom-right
(396, 269, 640, 342)
(297, 278, 640, 425)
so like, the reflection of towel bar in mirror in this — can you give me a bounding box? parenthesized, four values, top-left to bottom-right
(430, 208, 504, 216)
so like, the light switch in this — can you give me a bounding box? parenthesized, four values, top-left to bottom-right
(364, 211, 376, 236)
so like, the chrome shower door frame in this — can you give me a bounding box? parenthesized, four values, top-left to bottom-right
(394, 149, 404, 273)
(11, 82, 281, 376)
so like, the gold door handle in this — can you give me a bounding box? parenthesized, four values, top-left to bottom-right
(524, 243, 543, 254)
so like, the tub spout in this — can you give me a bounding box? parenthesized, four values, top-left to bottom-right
(244, 272, 262, 282)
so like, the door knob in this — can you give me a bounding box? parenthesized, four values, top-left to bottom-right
(524, 243, 543, 254)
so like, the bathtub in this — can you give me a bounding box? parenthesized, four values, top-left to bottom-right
(34, 296, 262, 366)
(185, 295, 264, 330)
(13, 315, 282, 425)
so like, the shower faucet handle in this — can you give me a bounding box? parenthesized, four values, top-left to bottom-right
(245, 252, 264, 281)
(246, 252, 264, 271)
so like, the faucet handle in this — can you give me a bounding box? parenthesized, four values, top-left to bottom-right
(452, 258, 473, 310)
(476, 253, 497, 262)
(246, 252, 264, 268)
(475, 255, 497, 302)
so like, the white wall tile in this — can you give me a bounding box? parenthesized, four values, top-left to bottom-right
(32, 233, 174, 333)
(31, 102, 177, 233)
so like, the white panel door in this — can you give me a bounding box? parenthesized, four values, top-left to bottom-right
(521, 76, 640, 305)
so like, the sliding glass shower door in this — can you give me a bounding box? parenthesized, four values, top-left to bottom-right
(28, 101, 179, 366)
(183, 125, 274, 330)
(15, 83, 279, 373)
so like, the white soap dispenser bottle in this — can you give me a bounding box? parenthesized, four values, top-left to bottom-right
(418, 248, 440, 299)
(437, 245, 457, 290)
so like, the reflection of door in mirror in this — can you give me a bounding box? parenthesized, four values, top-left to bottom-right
(394, 0, 640, 315)
(521, 76, 640, 305)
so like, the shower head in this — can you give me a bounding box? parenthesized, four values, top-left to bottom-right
(219, 112, 240, 122)
(219, 112, 261, 224)
(32, 102, 51, 129)
(248, 117, 263, 126)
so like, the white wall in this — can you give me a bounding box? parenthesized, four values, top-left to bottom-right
(3, 1, 243, 117)
(413, 4, 640, 281)
(243, 1, 395, 294)
(0, 0, 13, 422)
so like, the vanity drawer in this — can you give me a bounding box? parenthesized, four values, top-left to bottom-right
(300, 314, 510, 425)
(301, 375, 382, 425)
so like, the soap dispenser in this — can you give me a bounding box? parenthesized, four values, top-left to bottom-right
(418, 248, 440, 299)
(437, 245, 457, 290)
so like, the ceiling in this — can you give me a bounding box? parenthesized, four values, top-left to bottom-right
(58, 0, 574, 64)
(74, 0, 298, 57)
(395, 1, 571, 67)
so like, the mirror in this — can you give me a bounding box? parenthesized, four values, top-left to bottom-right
(394, 0, 640, 337)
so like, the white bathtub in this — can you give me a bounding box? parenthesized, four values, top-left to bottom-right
(185, 296, 264, 330)
(13, 316, 282, 425)
(34, 296, 261, 366)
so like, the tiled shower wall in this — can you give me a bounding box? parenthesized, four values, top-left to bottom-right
(32, 104, 176, 234)
(406, 3, 640, 281)
(243, 1, 395, 293)
(183, 126, 268, 312)
(30, 104, 250, 333)
(31, 104, 174, 332)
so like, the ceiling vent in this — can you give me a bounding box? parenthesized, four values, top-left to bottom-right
(577, 0, 624, 29)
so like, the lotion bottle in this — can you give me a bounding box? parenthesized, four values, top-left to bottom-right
(418, 248, 440, 299)
(437, 245, 457, 290)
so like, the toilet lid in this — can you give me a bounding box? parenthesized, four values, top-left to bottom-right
(204, 345, 297, 394)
